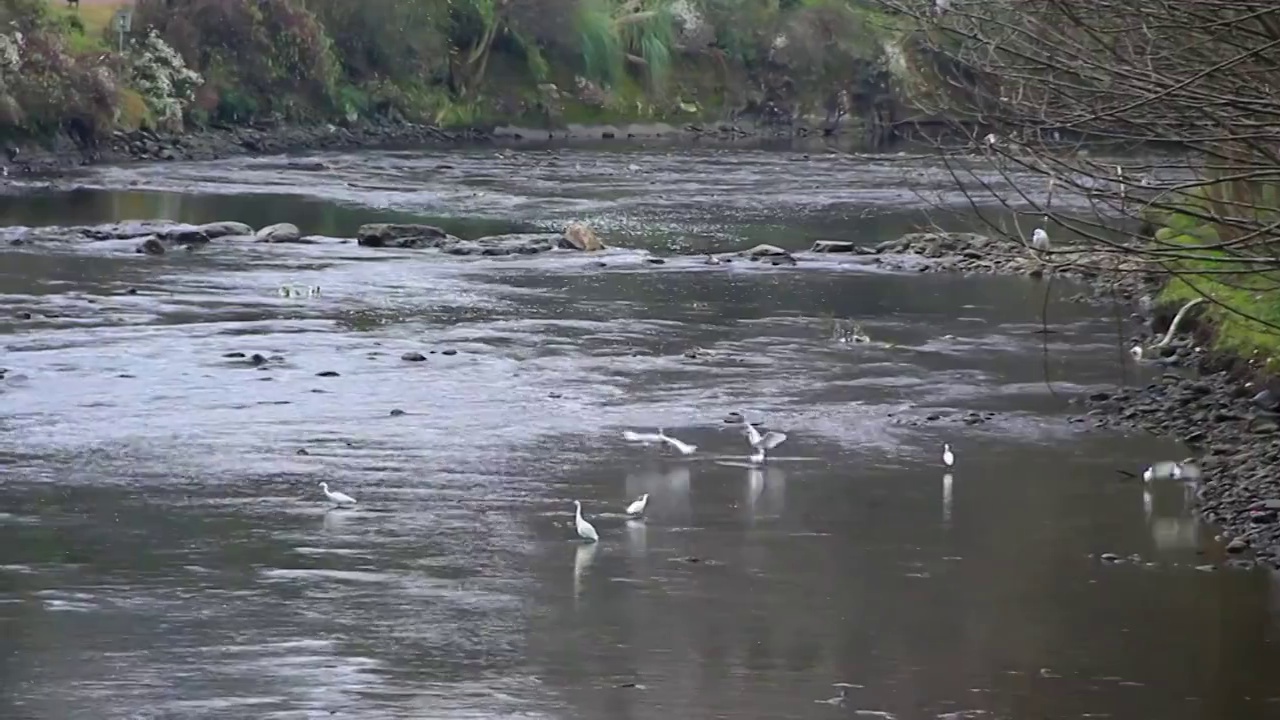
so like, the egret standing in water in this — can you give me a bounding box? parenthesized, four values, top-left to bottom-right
(742, 412, 787, 464)
(657, 428, 697, 456)
(573, 500, 599, 543)
(942, 443, 955, 468)
(626, 493, 649, 517)
(1143, 461, 1186, 483)
(320, 482, 357, 508)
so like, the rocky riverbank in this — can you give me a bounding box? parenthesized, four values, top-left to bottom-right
(866, 231, 1163, 304)
(1083, 352, 1280, 571)
(868, 230, 1280, 570)
(2, 116, 832, 180)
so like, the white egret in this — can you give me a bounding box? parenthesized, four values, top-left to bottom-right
(657, 428, 697, 455)
(942, 443, 955, 468)
(622, 429, 663, 446)
(1130, 343, 1144, 361)
(574, 500, 599, 543)
(320, 482, 357, 507)
(742, 412, 787, 464)
(626, 493, 649, 517)
(1143, 459, 1195, 483)
(1031, 227, 1050, 251)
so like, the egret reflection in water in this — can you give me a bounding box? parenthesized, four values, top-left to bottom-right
(942, 472, 954, 528)
(1143, 486, 1201, 551)
(573, 541, 597, 604)
(743, 464, 787, 522)
(624, 518, 647, 557)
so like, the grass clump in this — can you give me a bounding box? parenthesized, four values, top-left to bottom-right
(1150, 185, 1280, 368)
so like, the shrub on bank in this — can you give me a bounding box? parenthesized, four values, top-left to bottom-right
(131, 0, 340, 124)
(4, 0, 905, 145)
(0, 0, 121, 142)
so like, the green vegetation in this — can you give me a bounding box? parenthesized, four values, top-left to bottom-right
(0, 0, 913, 145)
(1148, 186, 1280, 367)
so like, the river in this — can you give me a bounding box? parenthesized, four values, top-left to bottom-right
(1, 143, 1278, 719)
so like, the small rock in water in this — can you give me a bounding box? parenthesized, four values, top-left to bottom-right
(389, 409, 406, 416)
(645, 257, 666, 265)
(223, 352, 246, 358)
(296, 448, 310, 455)
(135, 237, 165, 255)
(441, 349, 458, 356)
(315, 370, 340, 377)
(559, 222, 604, 251)
(1226, 539, 1248, 554)
(401, 352, 427, 362)
(250, 353, 268, 365)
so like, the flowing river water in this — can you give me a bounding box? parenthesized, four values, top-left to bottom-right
(1, 143, 1278, 719)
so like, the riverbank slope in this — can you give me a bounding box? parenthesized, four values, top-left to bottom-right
(2, 0, 954, 175)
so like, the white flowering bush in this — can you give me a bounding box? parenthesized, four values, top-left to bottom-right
(0, 31, 24, 125)
(128, 29, 202, 130)
(0, 31, 22, 72)
(669, 0, 712, 49)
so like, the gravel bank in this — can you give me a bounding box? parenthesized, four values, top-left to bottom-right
(872, 230, 1280, 569)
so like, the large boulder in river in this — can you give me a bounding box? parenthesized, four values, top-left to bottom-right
(455, 233, 562, 256)
(155, 221, 253, 245)
(739, 243, 794, 260)
(255, 223, 301, 243)
(559, 222, 604, 251)
(357, 223, 448, 248)
(196, 221, 254, 239)
(811, 240, 865, 254)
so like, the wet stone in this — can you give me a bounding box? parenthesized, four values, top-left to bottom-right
(255, 222, 302, 244)
(810, 240, 858, 253)
(401, 352, 427, 362)
(315, 370, 341, 377)
(136, 237, 165, 255)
